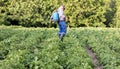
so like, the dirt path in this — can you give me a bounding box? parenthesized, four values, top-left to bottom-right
(85, 46, 103, 69)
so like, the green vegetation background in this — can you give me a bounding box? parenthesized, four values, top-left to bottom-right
(0, 0, 120, 28)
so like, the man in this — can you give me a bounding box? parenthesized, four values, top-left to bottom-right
(50, 5, 67, 42)
(57, 5, 67, 42)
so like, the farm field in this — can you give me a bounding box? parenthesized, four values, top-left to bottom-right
(0, 26, 120, 69)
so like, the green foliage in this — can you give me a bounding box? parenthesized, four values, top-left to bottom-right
(110, 0, 120, 28)
(0, 0, 120, 27)
(0, 26, 120, 69)
(64, 0, 107, 27)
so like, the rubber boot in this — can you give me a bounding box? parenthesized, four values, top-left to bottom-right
(60, 34, 65, 42)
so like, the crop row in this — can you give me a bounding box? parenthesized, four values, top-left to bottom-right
(0, 26, 120, 69)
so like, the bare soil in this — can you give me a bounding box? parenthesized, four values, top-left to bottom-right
(85, 46, 103, 69)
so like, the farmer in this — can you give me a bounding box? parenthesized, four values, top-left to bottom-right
(50, 5, 67, 41)
(57, 5, 67, 41)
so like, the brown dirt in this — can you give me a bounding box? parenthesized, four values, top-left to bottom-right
(85, 46, 103, 69)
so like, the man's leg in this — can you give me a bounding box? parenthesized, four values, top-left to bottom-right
(59, 33, 65, 42)
(58, 23, 62, 39)
(60, 23, 66, 41)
